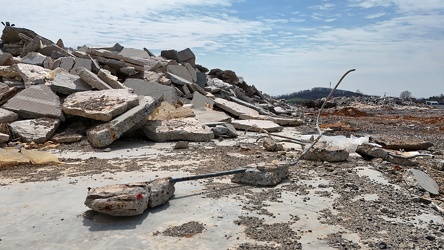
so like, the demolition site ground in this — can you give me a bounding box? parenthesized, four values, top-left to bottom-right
(1, 105, 444, 249)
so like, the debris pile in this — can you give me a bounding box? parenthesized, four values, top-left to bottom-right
(0, 25, 303, 149)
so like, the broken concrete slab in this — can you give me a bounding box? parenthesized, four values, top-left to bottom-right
(147, 177, 175, 208)
(356, 144, 417, 166)
(302, 143, 349, 162)
(52, 56, 75, 71)
(192, 91, 214, 109)
(70, 57, 92, 74)
(62, 89, 139, 122)
(46, 68, 92, 95)
(231, 119, 282, 132)
(16, 63, 51, 85)
(143, 117, 214, 142)
(51, 130, 84, 143)
(0, 108, 18, 123)
(192, 107, 231, 124)
(9, 118, 60, 144)
(404, 169, 439, 195)
(124, 78, 177, 105)
(118, 48, 150, 58)
(373, 136, 434, 151)
(85, 182, 150, 216)
(185, 63, 197, 82)
(20, 52, 47, 66)
(167, 65, 194, 83)
(270, 117, 305, 127)
(213, 97, 259, 118)
(97, 69, 127, 89)
(160, 49, 179, 62)
(166, 72, 192, 86)
(196, 71, 207, 88)
(2, 84, 65, 120)
(231, 162, 289, 186)
(87, 96, 157, 147)
(75, 67, 112, 90)
(0, 86, 20, 106)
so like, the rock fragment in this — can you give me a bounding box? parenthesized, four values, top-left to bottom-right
(231, 162, 289, 186)
(46, 68, 92, 95)
(144, 117, 214, 142)
(9, 118, 60, 143)
(302, 143, 349, 162)
(75, 67, 113, 90)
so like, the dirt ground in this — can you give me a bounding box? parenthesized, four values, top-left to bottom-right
(1, 104, 443, 249)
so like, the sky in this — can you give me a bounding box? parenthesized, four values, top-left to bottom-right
(1, 0, 443, 98)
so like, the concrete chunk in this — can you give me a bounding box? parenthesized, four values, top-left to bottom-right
(167, 65, 194, 83)
(144, 117, 214, 142)
(87, 96, 157, 147)
(97, 69, 127, 89)
(21, 52, 47, 66)
(16, 63, 51, 85)
(231, 119, 282, 132)
(0, 132, 9, 143)
(213, 97, 259, 118)
(302, 143, 349, 162)
(47, 68, 92, 95)
(62, 89, 139, 121)
(0, 108, 19, 123)
(52, 57, 75, 71)
(0, 52, 14, 66)
(147, 177, 175, 208)
(124, 78, 177, 105)
(192, 91, 214, 109)
(118, 48, 150, 58)
(185, 63, 197, 82)
(85, 182, 150, 216)
(76, 67, 112, 90)
(10, 118, 60, 144)
(231, 162, 289, 186)
(3, 85, 64, 120)
(192, 107, 231, 124)
(70, 58, 92, 74)
(178, 48, 196, 66)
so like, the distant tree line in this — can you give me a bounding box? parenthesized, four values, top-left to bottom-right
(275, 87, 365, 103)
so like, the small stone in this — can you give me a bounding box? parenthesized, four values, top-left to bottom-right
(426, 235, 435, 241)
(173, 141, 189, 150)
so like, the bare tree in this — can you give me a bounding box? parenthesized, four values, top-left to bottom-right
(400, 90, 412, 99)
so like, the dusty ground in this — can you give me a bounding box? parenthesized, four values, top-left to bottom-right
(1, 104, 443, 249)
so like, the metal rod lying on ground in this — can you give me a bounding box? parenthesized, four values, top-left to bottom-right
(170, 168, 248, 183)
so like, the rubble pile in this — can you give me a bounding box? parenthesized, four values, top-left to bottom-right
(0, 25, 303, 148)
(329, 95, 423, 108)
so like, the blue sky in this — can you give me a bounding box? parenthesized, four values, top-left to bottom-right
(2, 0, 443, 98)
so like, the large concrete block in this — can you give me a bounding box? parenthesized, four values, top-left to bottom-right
(47, 68, 92, 95)
(85, 182, 150, 216)
(62, 89, 139, 121)
(178, 48, 196, 66)
(213, 97, 259, 118)
(70, 58, 92, 75)
(52, 57, 75, 71)
(87, 96, 157, 147)
(3, 85, 65, 120)
(143, 117, 214, 142)
(302, 143, 349, 162)
(124, 78, 177, 105)
(10, 118, 60, 144)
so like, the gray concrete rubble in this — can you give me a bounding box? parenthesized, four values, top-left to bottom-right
(356, 144, 417, 166)
(0, 107, 18, 123)
(372, 136, 434, 151)
(147, 177, 176, 208)
(0, 25, 321, 148)
(62, 89, 139, 121)
(302, 143, 350, 162)
(47, 68, 92, 95)
(9, 118, 60, 143)
(263, 137, 284, 151)
(231, 162, 289, 186)
(2, 84, 65, 120)
(144, 117, 214, 142)
(231, 119, 283, 132)
(76, 67, 113, 90)
(124, 78, 177, 104)
(87, 96, 157, 147)
(403, 169, 440, 195)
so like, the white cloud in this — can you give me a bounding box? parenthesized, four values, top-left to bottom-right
(364, 12, 386, 19)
